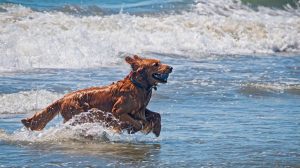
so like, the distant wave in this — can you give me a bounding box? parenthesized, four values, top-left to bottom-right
(239, 82, 300, 96)
(0, 0, 299, 72)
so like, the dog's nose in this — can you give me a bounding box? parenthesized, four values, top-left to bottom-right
(169, 66, 173, 72)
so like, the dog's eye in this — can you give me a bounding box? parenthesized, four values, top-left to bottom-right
(153, 62, 159, 67)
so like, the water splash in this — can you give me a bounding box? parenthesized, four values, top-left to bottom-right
(0, 109, 159, 145)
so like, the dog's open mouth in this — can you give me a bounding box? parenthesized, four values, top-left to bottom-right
(152, 73, 169, 83)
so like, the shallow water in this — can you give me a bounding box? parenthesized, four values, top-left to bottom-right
(1, 54, 300, 167)
(0, 0, 300, 167)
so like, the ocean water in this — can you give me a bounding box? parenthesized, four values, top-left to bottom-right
(0, 0, 300, 167)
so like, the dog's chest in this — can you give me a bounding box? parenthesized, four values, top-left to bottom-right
(131, 90, 152, 119)
(142, 90, 152, 107)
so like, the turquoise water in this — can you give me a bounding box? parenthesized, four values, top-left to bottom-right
(0, 0, 194, 14)
(0, 0, 300, 167)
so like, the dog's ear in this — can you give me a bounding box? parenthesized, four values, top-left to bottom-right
(125, 56, 138, 70)
(125, 56, 135, 64)
(133, 55, 142, 60)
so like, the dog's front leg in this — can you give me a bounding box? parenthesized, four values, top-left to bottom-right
(112, 97, 143, 132)
(145, 109, 161, 137)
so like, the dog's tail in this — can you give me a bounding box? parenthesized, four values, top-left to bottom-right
(21, 100, 62, 131)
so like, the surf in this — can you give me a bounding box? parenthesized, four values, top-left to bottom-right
(0, 0, 299, 72)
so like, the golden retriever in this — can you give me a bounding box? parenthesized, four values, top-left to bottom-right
(21, 55, 172, 137)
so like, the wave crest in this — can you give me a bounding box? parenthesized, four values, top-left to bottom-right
(239, 83, 300, 96)
(0, 1, 299, 72)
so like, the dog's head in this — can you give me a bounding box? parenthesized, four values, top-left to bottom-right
(125, 55, 173, 86)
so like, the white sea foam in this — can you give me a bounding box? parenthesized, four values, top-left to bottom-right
(0, 125, 148, 144)
(0, 123, 114, 143)
(0, 111, 158, 143)
(0, 90, 62, 114)
(0, 1, 299, 72)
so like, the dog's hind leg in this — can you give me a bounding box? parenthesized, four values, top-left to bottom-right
(21, 100, 61, 131)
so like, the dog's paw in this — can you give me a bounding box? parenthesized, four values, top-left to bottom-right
(111, 127, 122, 134)
(152, 123, 161, 137)
(140, 121, 153, 135)
(21, 118, 31, 129)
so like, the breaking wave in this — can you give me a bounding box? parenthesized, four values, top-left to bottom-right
(239, 82, 300, 96)
(0, 0, 299, 72)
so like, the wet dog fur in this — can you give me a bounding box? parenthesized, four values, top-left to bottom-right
(21, 55, 172, 137)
